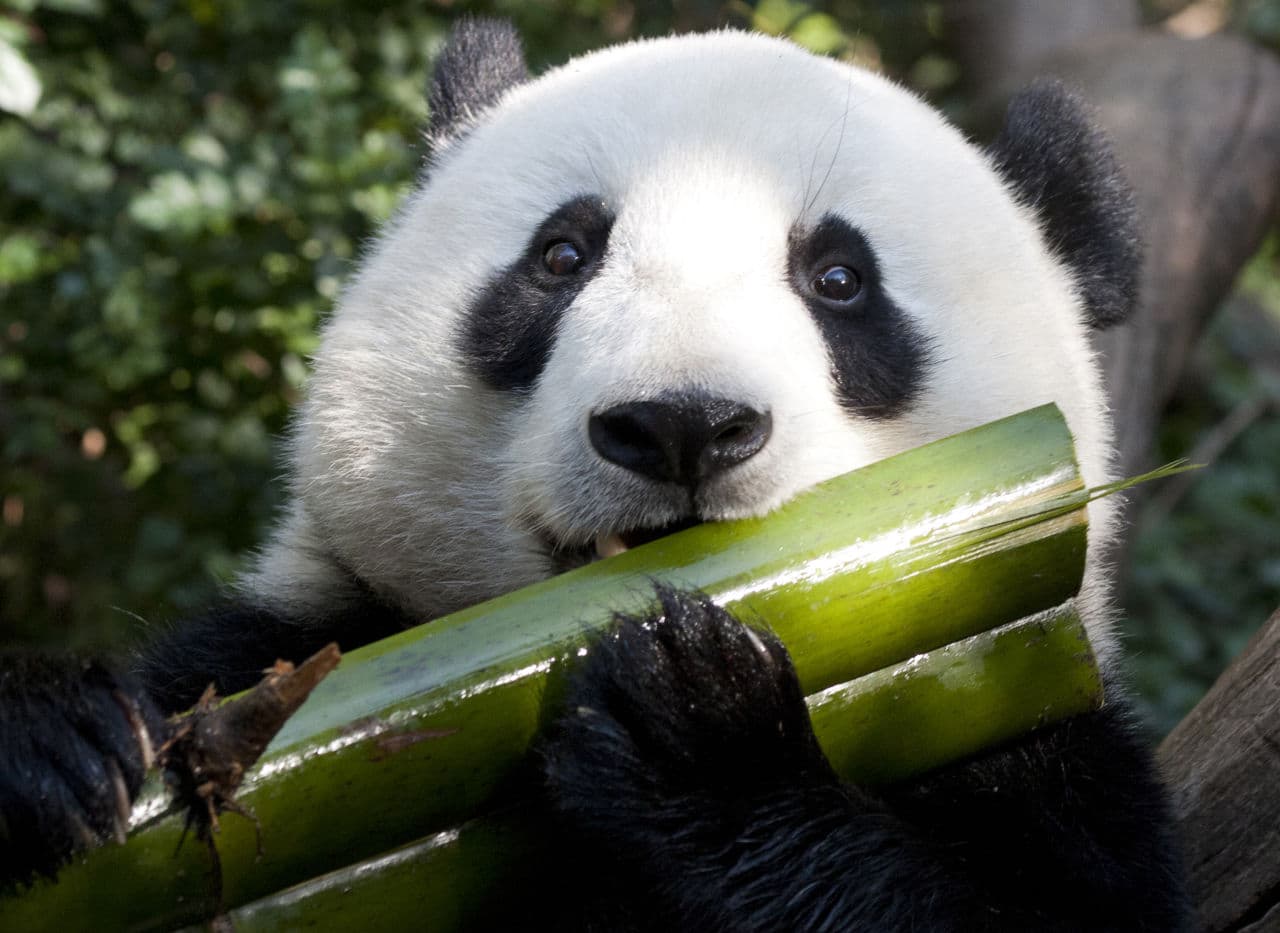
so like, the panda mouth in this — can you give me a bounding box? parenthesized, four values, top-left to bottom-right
(549, 516, 703, 571)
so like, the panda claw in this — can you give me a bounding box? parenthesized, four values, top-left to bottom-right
(545, 586, 831, 801)
(107, 759, 131, 844)
(113, 689, 157, 772)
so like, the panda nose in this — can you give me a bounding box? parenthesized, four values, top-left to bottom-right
(588, 394, 772, 486)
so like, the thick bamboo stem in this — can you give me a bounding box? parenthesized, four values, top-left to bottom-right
(0, 404, 1090, 931)
(219, 602, 1101, 932)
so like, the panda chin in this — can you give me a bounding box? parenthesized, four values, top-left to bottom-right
(549, 516, 703, 573)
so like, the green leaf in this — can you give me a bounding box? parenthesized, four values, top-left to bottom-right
(787, 13, 848, 55)
(0, 233, 41, 283)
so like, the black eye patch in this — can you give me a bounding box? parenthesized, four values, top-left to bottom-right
(460, 195, 614, 392)
(787, 215, 934, 420)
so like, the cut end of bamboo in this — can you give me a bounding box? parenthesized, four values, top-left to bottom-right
(159, 644, 343, 842)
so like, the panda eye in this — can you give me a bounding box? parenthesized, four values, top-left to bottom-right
(543, 240, 584, 276)
(812, 265, 862, 304)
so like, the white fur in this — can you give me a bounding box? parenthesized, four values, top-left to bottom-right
(242, 31, 1121, 661)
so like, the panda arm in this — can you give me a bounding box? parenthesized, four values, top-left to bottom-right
(0, 588, 406, 887)
(0, 651, 170, 886)
(134, 592, 409, 715)
(543, 589, 1188, 932)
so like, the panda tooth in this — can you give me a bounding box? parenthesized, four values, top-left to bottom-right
(595, 532, 628, 559)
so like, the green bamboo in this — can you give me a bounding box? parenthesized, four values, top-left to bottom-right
(0, 404, 1089, 932)
(215, 602, 1102, 932)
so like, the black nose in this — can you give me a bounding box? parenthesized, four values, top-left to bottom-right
(588, 394, 772, 486)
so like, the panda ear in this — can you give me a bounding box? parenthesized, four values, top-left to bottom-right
(427, 17, 528, 151)
(987, 79, 1140, 329)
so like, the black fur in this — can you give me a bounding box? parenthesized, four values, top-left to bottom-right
(0, 584, 410, 889)
(541, 588, 1188, 931)
(137, 588, 411, 716)
(0, 653, 169, 887)
(987, 80, 1141, 329)
(787, 216, 934, 419)
(461, 195, 615, 392)
(427, 18, 528, 150)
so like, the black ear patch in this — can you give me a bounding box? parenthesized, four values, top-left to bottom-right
(987, 80, 1140, 329)
(427, 18, 529, 150)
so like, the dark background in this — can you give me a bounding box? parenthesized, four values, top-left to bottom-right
(1, 0, 1277, 737)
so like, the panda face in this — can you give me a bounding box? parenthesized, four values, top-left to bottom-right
(273, 31, 1118, 625)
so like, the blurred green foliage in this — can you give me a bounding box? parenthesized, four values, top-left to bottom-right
(1, 0, 1279, 737)
(0, 0, 949, 650)
(1124, 241, 1280, 735)
(1, 0, 448, 646)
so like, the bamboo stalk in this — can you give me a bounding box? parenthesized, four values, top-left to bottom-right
(0, 404, 1091, 931)
(215, 602, 1102, 932)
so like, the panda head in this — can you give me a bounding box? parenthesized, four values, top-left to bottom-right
(252, 20, 1138, 628)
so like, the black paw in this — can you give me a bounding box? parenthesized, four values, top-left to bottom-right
(0, 653, 170, 887)
(544, 587, 832, 815)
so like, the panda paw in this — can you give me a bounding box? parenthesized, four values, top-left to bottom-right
(543, 587, 835, 831)
(0, 653, 170, 887)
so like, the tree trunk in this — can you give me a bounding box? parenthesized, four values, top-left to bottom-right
(944, 0, 1139, 95)
(1054, 33, 1280, 479)
(946, 2, 1280, 478)
(1158, 607, 1280, 932)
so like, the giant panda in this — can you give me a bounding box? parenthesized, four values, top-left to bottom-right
(0, 18, 1187, 930)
